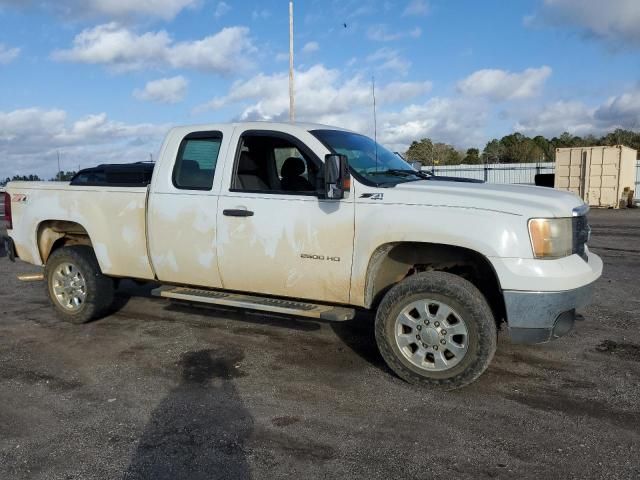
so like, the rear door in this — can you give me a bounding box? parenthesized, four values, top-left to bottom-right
(148, 127, 233, 288)
(216, 129, 355, 304)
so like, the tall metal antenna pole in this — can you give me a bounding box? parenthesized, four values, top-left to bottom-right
(289, 1, 295, 122)
(372, 76, 378, 171)
(57, 150, 61, 180)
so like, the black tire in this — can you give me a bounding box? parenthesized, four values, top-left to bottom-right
(375, 271, 497, 390)
(44, 245, 115, 324)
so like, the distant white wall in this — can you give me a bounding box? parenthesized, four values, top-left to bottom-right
(422, 161, 639, 200)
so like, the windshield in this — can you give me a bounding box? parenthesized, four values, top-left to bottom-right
(311, 129, 424, 185)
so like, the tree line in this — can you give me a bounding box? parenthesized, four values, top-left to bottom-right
(1, 171, 76, 186)
(405, 128, 640, 166)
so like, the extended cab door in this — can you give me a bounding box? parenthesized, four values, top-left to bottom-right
(216, 128, 355, 304)
(147, 127, 234, 288)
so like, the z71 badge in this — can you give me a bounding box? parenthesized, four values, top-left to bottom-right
(11, 194, 28, 203)
(360, 193, 384, 200)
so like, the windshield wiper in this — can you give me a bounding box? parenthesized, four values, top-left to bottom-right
(368, 169, 431, 180)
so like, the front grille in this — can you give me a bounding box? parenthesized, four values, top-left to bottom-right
(573, 215, 590, 261)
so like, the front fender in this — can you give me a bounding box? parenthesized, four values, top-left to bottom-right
(350, 203, 529, 306)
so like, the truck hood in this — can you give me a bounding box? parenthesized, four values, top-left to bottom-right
(372, 180, 584, 218)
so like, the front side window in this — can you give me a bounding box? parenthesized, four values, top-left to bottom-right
(173, 132, 222, 190)
(232, 133, 319, 194)
(311, 129, 422, 186)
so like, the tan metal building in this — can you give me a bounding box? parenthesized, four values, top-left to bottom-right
(554, 145, 637, 208)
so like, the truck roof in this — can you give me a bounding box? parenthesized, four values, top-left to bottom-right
(168, 121, 354, 134)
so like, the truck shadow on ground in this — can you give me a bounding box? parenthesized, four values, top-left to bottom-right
(111, 281, 389, 376)
(123, 348, 253, 480)
(107, 280, 160, 318)
(329, 312, 391, 374)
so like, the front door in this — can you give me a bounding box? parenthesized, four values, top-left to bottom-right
(216, 129, 355, 304)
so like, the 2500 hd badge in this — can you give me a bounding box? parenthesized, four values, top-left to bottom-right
(301, 254, 341, 262)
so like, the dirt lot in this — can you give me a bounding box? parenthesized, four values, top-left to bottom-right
(0, 209, 639, 479)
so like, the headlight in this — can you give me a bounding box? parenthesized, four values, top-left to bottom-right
(528, 218, 572, 259)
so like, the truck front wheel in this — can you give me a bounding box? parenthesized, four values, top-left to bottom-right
(375, 271, 497, 389)
(44, 245, 115, 324)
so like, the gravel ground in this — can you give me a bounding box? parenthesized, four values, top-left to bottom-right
(0, 209, 639, 480)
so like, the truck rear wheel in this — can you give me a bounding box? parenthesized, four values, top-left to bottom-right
(44, 245, 115, 324)
(375, 271, 496, 389)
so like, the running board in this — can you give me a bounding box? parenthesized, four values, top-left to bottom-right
(152, 286, 355, 322)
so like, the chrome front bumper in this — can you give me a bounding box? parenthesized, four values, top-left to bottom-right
(504, 281, 596, 344)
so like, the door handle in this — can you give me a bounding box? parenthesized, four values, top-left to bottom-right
(223, 209, 254, 217)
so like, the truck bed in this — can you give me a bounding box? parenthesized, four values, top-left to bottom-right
(6, 181, 154, 279)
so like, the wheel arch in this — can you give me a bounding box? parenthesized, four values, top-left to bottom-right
(363, 242, 506, 326)
(37, 220, 93, 264)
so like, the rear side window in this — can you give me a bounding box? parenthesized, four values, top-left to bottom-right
(173, 132, 222, 190)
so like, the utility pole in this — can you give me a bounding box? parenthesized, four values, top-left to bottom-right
(289, 1, 295, 122)
(57, 151, 61, 181)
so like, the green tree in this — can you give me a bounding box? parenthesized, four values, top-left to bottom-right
(500, 133, 532, 162)
(10, 174, 42, 181)
(482, 139, 505, 163)
(462, 148, 480, 164)
(532, 135, 554, 162)
(552, 132, 582, 149)
(600, 129, 640, 151)
(432, 142, 461, 165)
(52, 171, 77, 181)
(405, 138, 434, 166)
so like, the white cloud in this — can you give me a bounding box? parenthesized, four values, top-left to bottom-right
(403, 0, 429, 16)
(214, 1, 230, 18)
(302, 41, 320, 54)
(0, 0, 199, 20)
(194, 64, 454, 152)
(457, 66, 552, 101)
(513, 101, 595, 137)
(367, 47, 412, 75)
(251, 8, 270, 20)
(367, 24, 422, 42)
(377, 81, 434, 103)
(133, 76, 188, 104)
(331, 0, 380, 20)
(0, 108, 167, 178)
(52, 23, 254, 73)
(410, 27, 422, 39)
(368, 25, 395, 42)
(514, 88, 640, 136)
(0, 43, 20, 64)
(380, 98, 489, 150)
(532, 0, 640, 47)
(79, 0, 198, 20)
(197, 64, 431, 121)
(594, 89, 640, 127)
(52, 24, 169, 71)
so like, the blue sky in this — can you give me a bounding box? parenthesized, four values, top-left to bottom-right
(1, 0, 639, 178)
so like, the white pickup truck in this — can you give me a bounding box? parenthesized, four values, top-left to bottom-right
(2, 122, 602, 388)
